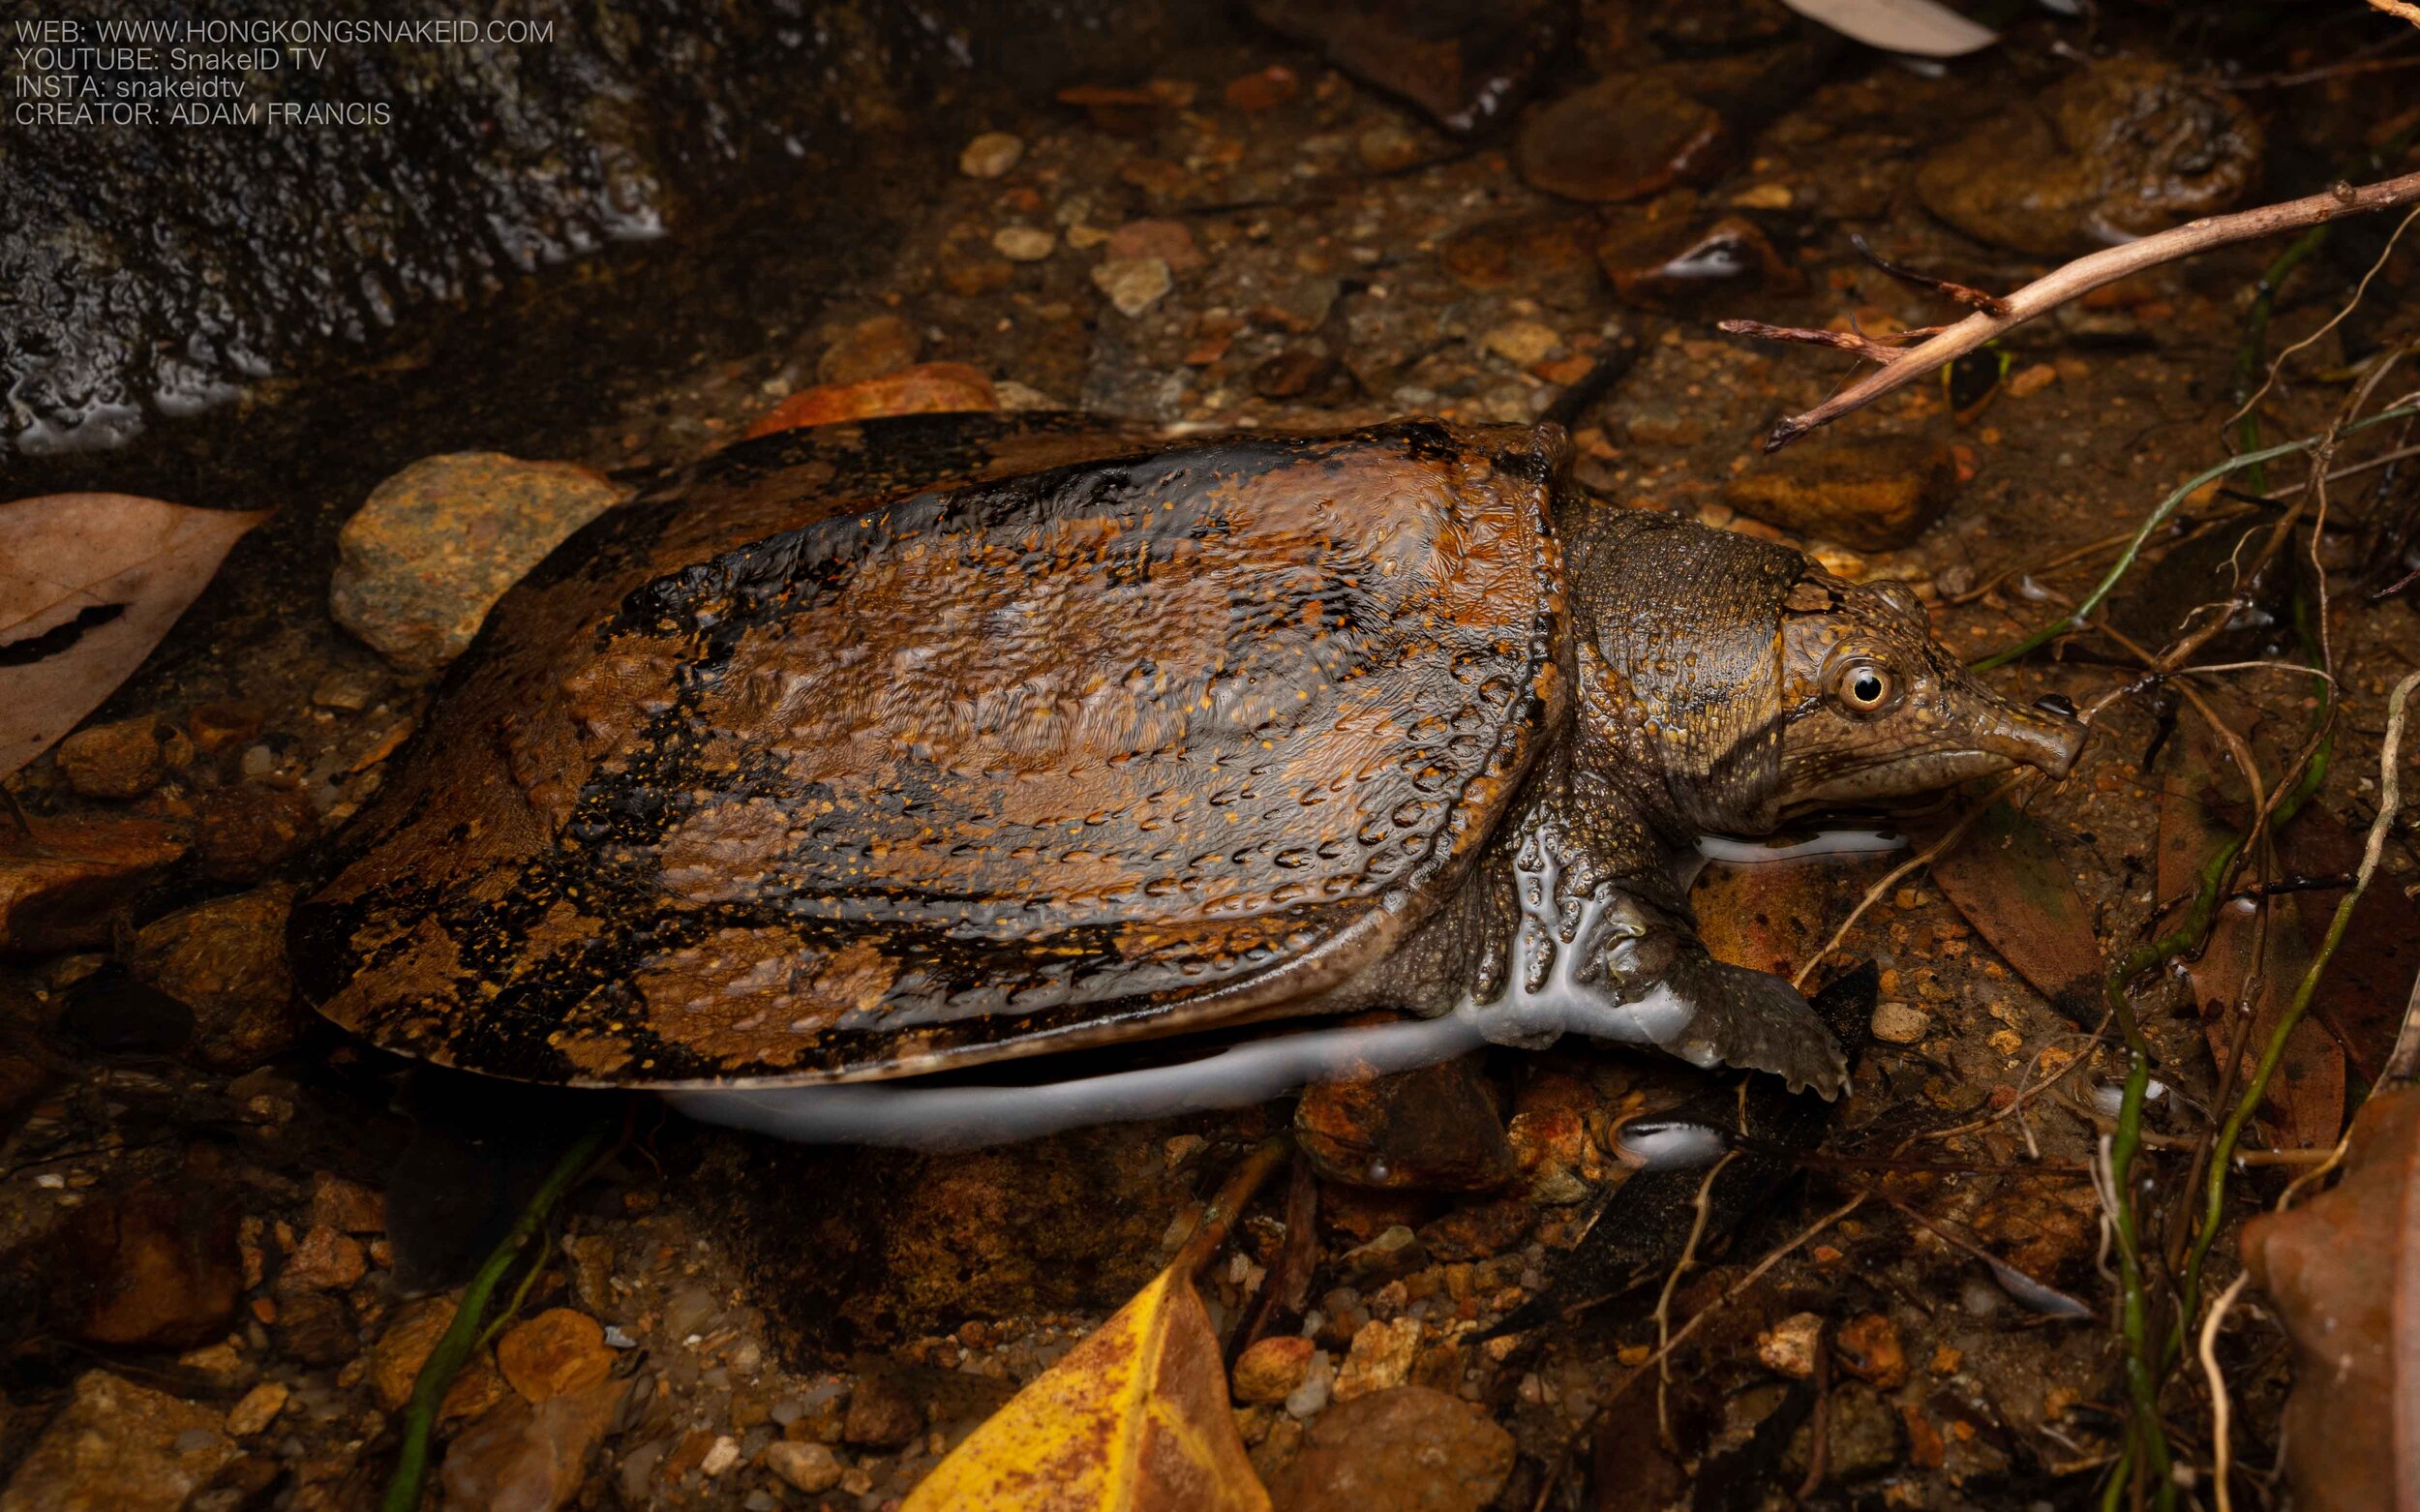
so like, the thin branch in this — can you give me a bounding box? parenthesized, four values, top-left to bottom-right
(1730, 170, 2420, 451)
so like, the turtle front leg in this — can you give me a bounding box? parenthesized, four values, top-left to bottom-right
(1461, 828, 1850, 1099)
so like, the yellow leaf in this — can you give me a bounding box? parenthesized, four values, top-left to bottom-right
(901, 1265, 1270, 1512)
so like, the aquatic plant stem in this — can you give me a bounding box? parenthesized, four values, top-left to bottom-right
(381, 1122, 614, 1512)
(1974, 406, 2419, 671)
(2173, 670, 2420, 1346)
(1172, 1134, 1291, 1280)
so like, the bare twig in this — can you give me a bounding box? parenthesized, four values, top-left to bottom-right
(1728, 170, 2420, 450)
(2371, 0, 2420, 28)
(2200, 1271, 2253, 1512)
(1654, 1147, 1739, 1448)
(1850, 233, 2012, 317)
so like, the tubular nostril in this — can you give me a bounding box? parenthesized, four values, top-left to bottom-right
(2034, 693, 2077, 718)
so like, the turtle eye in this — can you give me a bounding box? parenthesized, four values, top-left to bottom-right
(1835, 662, 1893, 713)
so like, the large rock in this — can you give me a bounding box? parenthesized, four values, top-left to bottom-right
(1720, 434, 1960, 550)
(51, 1176, 242, 1349)
(329, 454, 624, 673)
(1916, 59, 2262, 256)
(438, 1376, 629, 1512)
(126, 885, 299, 1073)
(0, 815, 185, 956)
(1265, 1386, 1514, 1512)
(0, 1372, 235, 1512)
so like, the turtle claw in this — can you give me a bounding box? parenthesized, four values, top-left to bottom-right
(1663, 960, 1850, 1100)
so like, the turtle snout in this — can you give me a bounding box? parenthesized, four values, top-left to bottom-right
(1981, 696, 2086, 779)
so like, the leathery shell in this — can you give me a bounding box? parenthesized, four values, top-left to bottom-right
(291, 414, 1569, 1086)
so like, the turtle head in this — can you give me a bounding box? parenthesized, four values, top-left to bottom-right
(1561, 508, 2083, 833)
(1767, 573, 2084, 820)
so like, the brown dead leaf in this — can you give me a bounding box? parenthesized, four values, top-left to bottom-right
(900, 1262, 1268, 1512)
(2240, 1084, 2420, 1512)
(1924, 801, 2102, 1017)
(2158, 724, 2345, 1148)
(744, 363, 998, 438)
(0, 495, 270, 778)
(1693, 851, 1895, 982)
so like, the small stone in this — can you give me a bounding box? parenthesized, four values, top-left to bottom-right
(308, 1172, 385, 1234)
(1833, 1313, 1908, 1388)
(53, 719, 166, 799)
(745, 364, 995, 439)
(1104, 218, 1201, 271)
(1871, 1002, 1931, 1044)
(272, 1290, 357, 1367)
(126, 886, 298, 1074)
(1721, 434, 1961, 551)
(660, 1285, 718, 1343)
(1479, 320, 1561, 368)
(1515, 74, 1727, 204)
(1757, 1312, 1824, 1379)
(1285, 1349, 1335, 1419)
(699, 1436, 741, 1476)
(54, 1177, 241, 1350)
(1091, 257, 1172, 318)
(1730, 182, 1794, 210)
(309, 670, 380, 711)
(1339, 1226, 1426, 1289)
(1295, 1056, 1516, 1192)
(369, 1296, 459, 1410)
(191, 786, 315, 885)
(279, 1224, 367, 1294)
(2009, 362, 2059, 398)
(841, 1373, 924, 1449)
(1355, 119, 1424, 173)
(224, 1381, 288, 1437)
(1225, 64, 1299, 111)
(1418, 1197, 1533, 1261)
(1233, 1336, 1316, 1405)
(816, 314, 921, 384)
(765, 1439, 844, 1494)
(1334, 1316, 1422, 1403)
(330, 453, 625, 674)
(496, 1309, 615, 1404)
(991, 226, 1057, 261)
(1264, 1385, 1515, 1512)
(0, 1371, 235, 1512)
(1597, 214, 1795, 308)
(438, 1376, 628, 1512)
(958, 131, 1024, 179)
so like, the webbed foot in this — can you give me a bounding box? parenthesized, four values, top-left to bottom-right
(1660, 958, 1849, 1100)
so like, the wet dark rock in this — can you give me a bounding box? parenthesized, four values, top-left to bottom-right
(1720, 434, 1961, 550)
(1639, 0, 1800, 55)
(1832, 1312, 1908, 1389)
(840, 1371, 925, 1449)
(1, 0, 1161, 458)
(1597, 214, 1799, 307)
(54, 971, 194, 1057)
(0, 815, 186, 956)
(277, 1225, 368, 1295)
(1437, 214, 1598, 295)
(1252, 348, 1353, 403)
(52, 1173, 241, 1349)
(1417, 1196, 1534, 1260)
(1246, 0, 1569, 135)
(1339, 1225, 1428, 1288)
(307, 1172, 387, 1235)
(0, 1371, 235, 1512)
(817, 314, 923, 385)
(190, 785, 317, 886)
(273, 1290, 360, 1368)
(1265, 1385, 1515, 1512)
(1916, 59, 2263, 257)
(437, 1375, 629, 1512)
(330, 453, 626, 674)
(1234, 1335, 1318, 1405)
(496, 1310, 616, 1404)
(1295, 1055, 1516, 1192)
(1515, 74, 1729, 205)
(52, 719, 167, 800)
(1786, 1383, 1903, 1484)
(126, 885, 299, 1074)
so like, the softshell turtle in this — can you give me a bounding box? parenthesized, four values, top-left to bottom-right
(290, 412, 2083, 1101)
